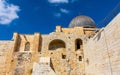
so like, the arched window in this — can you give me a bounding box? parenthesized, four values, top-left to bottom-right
(24, 42, 30, 51)
(49, 39, 65, 50)
(79, 56, 82, 61)
(75, 39, 83, 50)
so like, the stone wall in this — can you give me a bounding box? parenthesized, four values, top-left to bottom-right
(41, 32, 86, 75)
(84, 13, 120, 75)
(1, 13, 120, 75)
(14, 52, 32, 75)
(0, 41, 14, 75)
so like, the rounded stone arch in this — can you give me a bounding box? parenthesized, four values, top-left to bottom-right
(75, 38, 83, 50)
(24, 42, 30, 51)
(48, 39, 66, 50)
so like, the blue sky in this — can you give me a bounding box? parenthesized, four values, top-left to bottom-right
(0, 0, 119, 40)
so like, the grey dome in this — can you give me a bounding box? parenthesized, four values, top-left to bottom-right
(69, 15, 96, 28)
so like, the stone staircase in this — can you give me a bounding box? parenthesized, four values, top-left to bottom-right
(32, 57, 56, 75)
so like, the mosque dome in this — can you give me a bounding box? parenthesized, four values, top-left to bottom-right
(69, 15, 96, 28)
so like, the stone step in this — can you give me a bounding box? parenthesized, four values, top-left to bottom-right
(32, 57, 56, 75)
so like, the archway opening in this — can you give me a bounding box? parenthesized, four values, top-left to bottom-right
(75, 39, 83, 50)
(24, 42, 30, 51)
(49, 39, 65, 50)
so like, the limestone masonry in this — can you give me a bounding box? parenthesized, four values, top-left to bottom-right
(0, 13, 120, 75)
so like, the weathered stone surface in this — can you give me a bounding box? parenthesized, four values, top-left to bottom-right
(14, 52, 32, 75)
(0, 13, 120, 75)
(84, 13, 120, 75)
(32, 57, 56, 75)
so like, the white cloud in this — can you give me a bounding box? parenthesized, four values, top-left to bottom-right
(54, 13, 61, 17)
(70, 0, 79, 3)
(60, 8, 69, 14)
(48, 0, 69, 3)
(54, 8, 70, 18)
(48, 0, 79, 4)
(0, 0, 20, 25)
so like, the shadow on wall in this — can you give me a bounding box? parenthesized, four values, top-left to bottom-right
(49, 39, 66, 50)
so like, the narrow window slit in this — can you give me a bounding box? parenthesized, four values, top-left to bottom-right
(62, 53, 66, 59)
(79, 56, 82, 61)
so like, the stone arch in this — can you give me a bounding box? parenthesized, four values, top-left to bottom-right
(24, 42, 30, 51)
(49, 39, 65, 50)
(75, 38, 83, 50)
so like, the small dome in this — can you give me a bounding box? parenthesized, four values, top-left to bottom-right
(69, 15, 96, 28)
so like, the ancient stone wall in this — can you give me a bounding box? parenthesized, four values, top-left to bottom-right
(12, 33, 41, 75)
(40, 32, 86, 75)
(0, 41, 14, 75)
(14, 52, 32, 75)
(1, 13, 120, 75)
(84, 13, 120, 75)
